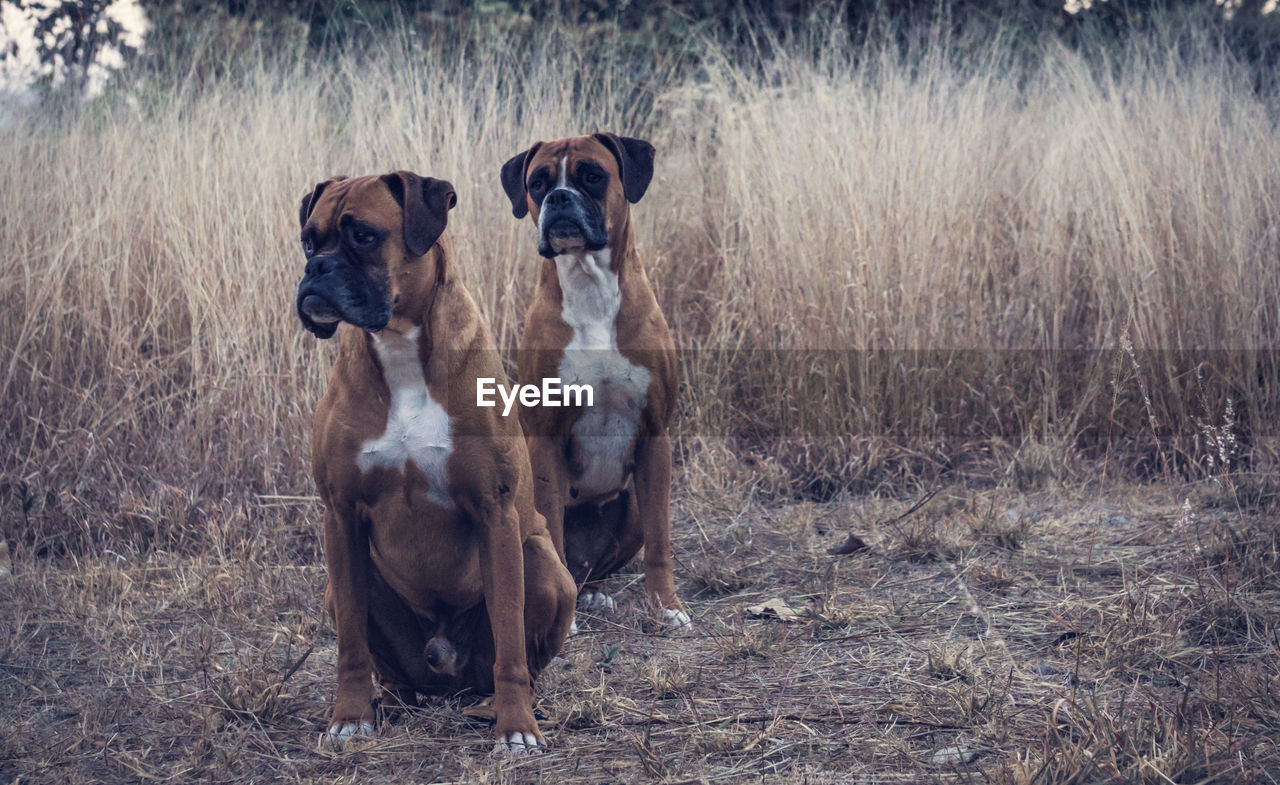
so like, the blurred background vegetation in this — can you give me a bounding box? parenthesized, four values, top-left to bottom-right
(143, 0, 1280, 75)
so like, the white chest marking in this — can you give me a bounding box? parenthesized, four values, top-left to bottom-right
(358, 327, 455, 509)
(555, 249, 651, 501)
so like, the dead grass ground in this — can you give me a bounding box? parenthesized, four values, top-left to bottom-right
(2, 463, 1276, 784)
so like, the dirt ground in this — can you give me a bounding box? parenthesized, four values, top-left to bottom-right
(1, 472, 1277, 784)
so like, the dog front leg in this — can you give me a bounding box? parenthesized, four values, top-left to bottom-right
(321, 504, 377, 744)
(477, 498, 542, 752)
(527, 435, 567, 565)
(633, 430, 690, 628)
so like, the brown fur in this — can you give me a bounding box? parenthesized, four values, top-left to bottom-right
(509, 136, 684, 614)
(301, 174, 575, 744)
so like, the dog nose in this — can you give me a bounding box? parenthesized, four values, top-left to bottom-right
(305, 256, 334, 277)
(544, 188, 573, 208)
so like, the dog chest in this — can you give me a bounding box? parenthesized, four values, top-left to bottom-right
(357, 327, 456, 509)
(555, 250, 650, 500)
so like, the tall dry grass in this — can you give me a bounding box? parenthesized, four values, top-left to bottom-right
(1, 23, 1277, 549)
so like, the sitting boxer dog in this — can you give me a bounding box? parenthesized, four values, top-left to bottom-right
(499, 134, 690, 629)
(295, 171, 576, 752)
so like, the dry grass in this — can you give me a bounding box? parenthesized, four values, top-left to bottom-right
(1, 16, 1279, 785)
(2, 478, 1277, 783)
(1, 23, 1277, 531)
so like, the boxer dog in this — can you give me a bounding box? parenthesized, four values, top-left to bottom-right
(499, 134, 690, 628)
(295, 171, 575, 752)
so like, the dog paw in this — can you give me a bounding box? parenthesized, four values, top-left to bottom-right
(320, 719, 374, 747)
(494, 731, 543, 755)
(578, 592, 616, 612)
(568, 618, 579, 636)
(663, 607, 693, 629)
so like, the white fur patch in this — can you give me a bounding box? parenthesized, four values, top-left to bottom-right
(357, 327, 455, 508)
(495, 732, 542, 754)
(578, 591, 616, 612)
(555, 249, 650, 501)
(663, 607, 693, 629)
(321, 720, 373, 747)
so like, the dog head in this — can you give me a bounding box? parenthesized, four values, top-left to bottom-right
(295, 172, 456, 338)
(500, 133, 654, 258)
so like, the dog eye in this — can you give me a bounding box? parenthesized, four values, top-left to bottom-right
(351, 229, 376, 246)
(583, 171, 602, 186)
(528, 178, 546, 195)
(301, 237, 315, 255)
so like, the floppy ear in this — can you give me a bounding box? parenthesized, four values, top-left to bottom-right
(593, 133, 655, 203)
(298, 176, 347, 229)
(381, 171, 457, 257)
(499, 141, 542, 219)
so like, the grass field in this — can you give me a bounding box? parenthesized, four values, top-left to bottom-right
(1, 16, 1278, 784)
(2, 481, 1278, 782)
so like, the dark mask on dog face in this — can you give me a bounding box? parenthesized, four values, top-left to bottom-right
(500, 134, 654, 259)
(295, 172, 456, 338)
